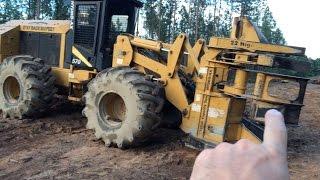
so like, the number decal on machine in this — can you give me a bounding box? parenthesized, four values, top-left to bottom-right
(231, 40, 252, 48)
(72, 58, 82, 65)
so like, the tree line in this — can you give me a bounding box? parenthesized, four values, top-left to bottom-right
(0, 0, 287, 45)
(142, 0, 286, 45)
(0, 0, 69, 23)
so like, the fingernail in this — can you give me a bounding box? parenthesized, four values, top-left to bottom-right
(265, 109, 284, 120)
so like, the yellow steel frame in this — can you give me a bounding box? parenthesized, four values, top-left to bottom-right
(113, 34, 205, 111)
(112, 16, 307, 145)
(209, 37, 304, 55)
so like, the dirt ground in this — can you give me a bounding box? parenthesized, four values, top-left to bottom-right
(0, 84, 319, 180)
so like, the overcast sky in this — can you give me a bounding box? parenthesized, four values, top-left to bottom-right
(268, 0, 320, 59)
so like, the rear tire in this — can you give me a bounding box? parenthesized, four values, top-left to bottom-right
(0, 55, 56, 119)
(83, 67, 164, 148)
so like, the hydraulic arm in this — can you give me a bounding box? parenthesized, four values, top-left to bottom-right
(112, 17, 309, 147)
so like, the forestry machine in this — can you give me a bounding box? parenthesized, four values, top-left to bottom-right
(0, 0, 310, 149)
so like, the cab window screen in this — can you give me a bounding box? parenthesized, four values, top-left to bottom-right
(111, 15, 129, 32)
(108, 15, 129, 47)
(74, 4, 98, 52)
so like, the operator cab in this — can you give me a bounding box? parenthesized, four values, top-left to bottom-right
(70, 0, 142, 70)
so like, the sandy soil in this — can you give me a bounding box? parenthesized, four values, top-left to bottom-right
(0, 84, 319, 180)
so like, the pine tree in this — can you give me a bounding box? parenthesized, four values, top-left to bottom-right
(53, 0, 70, 20)
(143, 0, 159, 39)
(178, 5, 190, 35)
(232, 0, 259, 16)
(187, 0, 208, 43)
(143, 0, 180, 42)
(25, 0, 37, 19)
(218, 12, 232, 37)
(35, 0, 40, 19)
(166, 0, 179, 41)
(0, 0, 22, 23)
(19, 0, 57, 20)
(206, 0, 232, 39)
(41, 0, 53, 19)
(271, 28, 286, 45)
(261, 7, 286, 45)
(160, 1, 173, 41)
(260, 8, 275, 41)
(142, 0, 286, 45)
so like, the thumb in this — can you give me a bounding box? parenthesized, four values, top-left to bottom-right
(263, 109, 287, 154)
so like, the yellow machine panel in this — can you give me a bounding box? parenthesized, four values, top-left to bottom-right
(0, 20, 97, 101)
(0, 25, 20, 62)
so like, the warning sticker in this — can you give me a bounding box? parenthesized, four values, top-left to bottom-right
(68, 73, 75, 79)
(208, 108, 225, 118)
(199, 67, 208, 74)
(191, 104, 201, 112)
(117, 58, 123, 65)
(195, 94, 202, 102)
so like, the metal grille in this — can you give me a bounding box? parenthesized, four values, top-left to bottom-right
(74, 4, 97, 52)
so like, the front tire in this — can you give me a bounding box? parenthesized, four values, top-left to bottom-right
(83, 67, 164, 148)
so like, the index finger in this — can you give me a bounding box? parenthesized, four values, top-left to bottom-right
(263, 109, 287, 154)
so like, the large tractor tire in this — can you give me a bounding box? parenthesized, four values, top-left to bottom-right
(83, 67, 164, 148)
(0, 55, 56, 119)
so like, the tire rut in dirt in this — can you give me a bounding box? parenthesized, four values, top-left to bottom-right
(0, 55, 57, 119)
(83, 67, 164, 148)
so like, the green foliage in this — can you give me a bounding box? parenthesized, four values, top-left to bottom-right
(143, 0, 159, 39)
(260, 7, 286, 45)
(0, 0, 22, 23)
(268, 56, 320, 78)
(178, 6, 190, 36)
(0, 0, 69, 21)
(142, 0, 286, 45)
(143, 0, 181, 42)
(186, 0, 207, 43)
(1, 0, 286, 46)
(231, 0, 262, 16)
(308, 58, 320, 77)
(142, 0, 320, 77)
(41, 0, 54, 19)
(25, 0, 54, 19)
(144, 0, 222, 43)
(25, 0, 37, 19)
(53, 0, 69, 20)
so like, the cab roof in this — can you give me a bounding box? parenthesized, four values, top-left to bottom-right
(129, 0, 143, 7)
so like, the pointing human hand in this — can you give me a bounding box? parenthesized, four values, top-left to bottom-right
(191, 110, 289, 180)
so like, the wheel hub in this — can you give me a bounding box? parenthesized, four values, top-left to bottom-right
(3, 76, 21, 104)
(99, 92, 127, 128)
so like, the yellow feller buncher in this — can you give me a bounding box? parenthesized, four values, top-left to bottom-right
(0, 0, 310, 148)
